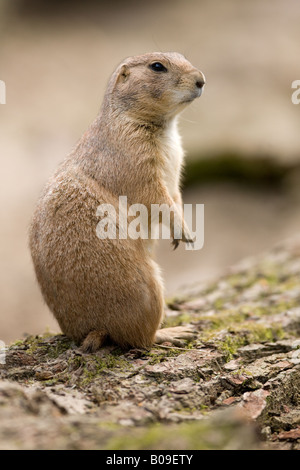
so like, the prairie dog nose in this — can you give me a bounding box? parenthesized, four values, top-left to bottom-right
(196, 79, 205, 89)
(195, 71, 206, 89)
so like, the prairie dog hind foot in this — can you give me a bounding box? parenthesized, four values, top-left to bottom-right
(80, 326, 198, 352)
(154, 326, 198, 347)
(80, 330, 108, 353)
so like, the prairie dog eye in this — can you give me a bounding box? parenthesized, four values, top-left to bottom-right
(149, 62, 168, 73)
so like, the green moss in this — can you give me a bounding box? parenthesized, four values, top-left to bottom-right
(46, 338, 75, 358)
(232, 368, 253, 377)
(24, 335, 73, 359)
(226, 273, 257, 290)
(217, 335, 247, 362)
(214, 323, 286, 362)
(163, 312, 193, 328)
(247, 324, 285, 343)
(9, 339, 25, 347)
(277, 276, 300, 292)
(106, 423, 164, 451)
(198, 309, 249, 337)
(174, 404, 205, 415)
(165, 296, 187, 309)
(66, 350, 132, 387)
(145, 348, 181, 365)
(19, 333, 54, 355)
(104, 417, 259, 450)
(213, 298, 225, 310)
(193, 269, 298, 351)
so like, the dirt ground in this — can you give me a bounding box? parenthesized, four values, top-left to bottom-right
(0, 0, 300, 343)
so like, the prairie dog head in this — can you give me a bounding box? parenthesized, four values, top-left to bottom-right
(107, 52, 205, 125)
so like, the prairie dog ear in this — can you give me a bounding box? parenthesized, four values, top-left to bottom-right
(117, 64, 130, 83)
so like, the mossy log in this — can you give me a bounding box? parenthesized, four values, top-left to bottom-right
(1, 238, 300, 450)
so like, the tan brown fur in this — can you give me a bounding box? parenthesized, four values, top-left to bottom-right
(29, 52, 205, 351)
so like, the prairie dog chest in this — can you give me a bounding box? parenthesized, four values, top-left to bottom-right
(158, 118, 184, 198)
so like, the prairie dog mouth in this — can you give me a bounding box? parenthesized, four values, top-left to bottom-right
(197, 86, 204, 97)
(180, 87, 204, 104)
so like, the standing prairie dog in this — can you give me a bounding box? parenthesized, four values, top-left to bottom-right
(29, 52, 205, 352)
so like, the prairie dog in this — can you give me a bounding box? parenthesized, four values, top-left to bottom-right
(29, 52, 205, 352)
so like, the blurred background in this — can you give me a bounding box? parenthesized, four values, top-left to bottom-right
(0, 0, 300, 343)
